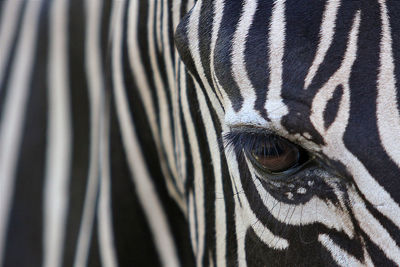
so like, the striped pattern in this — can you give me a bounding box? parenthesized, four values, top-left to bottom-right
(1, 0, 400, 266)
(0, 0, 193, 266)
(175, 0, 400, 266)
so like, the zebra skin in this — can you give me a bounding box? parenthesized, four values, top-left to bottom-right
(0, 0, 400, 266)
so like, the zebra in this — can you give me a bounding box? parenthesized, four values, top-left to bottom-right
(0, 0, 400, 266)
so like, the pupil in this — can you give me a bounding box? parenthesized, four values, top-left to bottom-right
(251, 137, 300, 172)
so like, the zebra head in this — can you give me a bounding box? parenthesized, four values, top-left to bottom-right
(175, 0, 400, 265)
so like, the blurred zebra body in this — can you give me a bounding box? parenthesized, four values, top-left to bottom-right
(0, 0, 193, 266)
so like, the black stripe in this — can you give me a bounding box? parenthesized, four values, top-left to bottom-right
(362, 233, 397, 266)
(167, 0, 176, 66)
(3, 2, 48, 266)
(177, 66, 195, 198)
(214, 0, 244, 111)
(179, 68, 199, 251)
(154, 1, 177, 152)
(280, 0, 325, 143)
(0, 1, 27, 118)
(100, 0, 112, 65)
(87, 220, 102, 267)
(185, 76, 216, 266)
(109, 108, 162, 267)
(198, 0, 225, 110)
(244, 226, 339, 267)
(0, 1, 5, 21)
(246, 0, 273, 120)
(62, 0, 91, 265)
(221, 154, 238, 267)
(323, 85, 343, 129)
(137, 0, 161, 127)
(198, 1, 216, 95)
(282, 0, 325, 95)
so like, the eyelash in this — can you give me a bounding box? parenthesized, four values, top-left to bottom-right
(223, 130, 282, 159)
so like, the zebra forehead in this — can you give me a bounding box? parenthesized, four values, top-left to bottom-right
(176, 0, 400, 191)
(177, 0, 392, 137)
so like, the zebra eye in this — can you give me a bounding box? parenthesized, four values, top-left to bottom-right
(224, 130, 311, 176)
(250, 138, 300, 173)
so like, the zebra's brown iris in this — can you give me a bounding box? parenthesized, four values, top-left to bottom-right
(250, 138, 300, 173)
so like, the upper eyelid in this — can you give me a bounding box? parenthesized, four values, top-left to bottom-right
(225, 124, 322, 156)
(223, 129, 278, 152)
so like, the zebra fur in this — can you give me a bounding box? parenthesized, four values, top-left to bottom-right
(1, 0, 400, 266)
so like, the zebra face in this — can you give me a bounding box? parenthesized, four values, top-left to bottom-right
(175, 0, 400, 265)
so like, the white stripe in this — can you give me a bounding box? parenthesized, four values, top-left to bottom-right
(0, 0, 24, 89)
(235, 207, 248, 267)
(265, 0, 288, 122)
(223, 149, 247, 267)
(73, 0, 104, 266)
(180, 67, 205, 267)
(194, 81, 227, 266)
(187, 0, 225, 121)
(310, 11, 360, 135)
(376, 0, 400, 168)
(209, 251, 215, 267)
(231, 0, 266, 126)
(304, 0, 341, 89)
(162, 0, 187, 199)
(172, 69, 187, 207)
(94, 5, 120, 267)
(112, 1, 180, 265)
(172, 0, 182, 32)
(127, 0, 159, 149)
(172, 67, 187, 206)
(0, 1, 42, 265)
(186, 0, 195, 13)
(97, 106, 118, 267)
(319, 234, 374, 267)
(210, 0, 231, 112)
(231, 0, 258, 103)
(210, 0, 264, 128)
(172, 1, 187, 196)
(156, 0, 163, 51)
(162, 0, 176, 99)
(224, 145, 288, 265)
(43, 0, 72, 265)
(162, 0, 191, 206)
(148, 0, 181, 198)
(188, 192, 198, 256)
